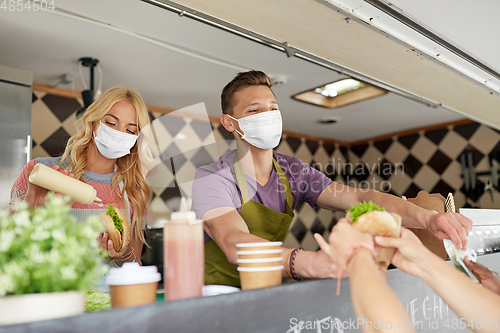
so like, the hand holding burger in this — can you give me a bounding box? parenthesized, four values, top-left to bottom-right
(345, 201, 401, 270)
(314, 218, 375, 267)
(98, 204, 131, 257)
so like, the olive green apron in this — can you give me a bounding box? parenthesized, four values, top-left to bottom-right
(204, 157, 295, 287)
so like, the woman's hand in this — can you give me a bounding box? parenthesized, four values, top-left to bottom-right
(375, 227, 432, 278)
(314, 218, 374, 266)
(25, 161, 74, 209)
(98, 232, 129, 259)
(464, 258, 500, 296)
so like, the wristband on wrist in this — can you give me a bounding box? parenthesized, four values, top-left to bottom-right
(284, 248, 294, 279)
(111, 247, 136, 268)
(290, 248, 303, 281)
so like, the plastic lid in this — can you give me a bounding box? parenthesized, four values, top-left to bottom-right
(236, 241, 282, 248)
(106, 262, 161, 286)
(236, 257, 282, 263)
(170, 211, 197, 221)
(149, 218, 168, 229)
(236, 249, 283, 255)
(237, 265, 284, 272)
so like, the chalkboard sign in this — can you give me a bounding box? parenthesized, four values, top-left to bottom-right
(2, 253, 499, 333)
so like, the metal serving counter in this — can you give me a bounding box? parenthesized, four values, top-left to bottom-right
(2, 252, 499, 333)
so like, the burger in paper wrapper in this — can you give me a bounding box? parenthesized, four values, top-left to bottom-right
(346, 201, 401, 271)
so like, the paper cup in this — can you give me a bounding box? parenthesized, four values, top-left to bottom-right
(236, 249, 282, 260)
(236, 241, 282, 251)
(106, 263, 161, 308)
(237, 257, 282, 268)
(109, 283, 158, 308)
(237, 265, 283, 290)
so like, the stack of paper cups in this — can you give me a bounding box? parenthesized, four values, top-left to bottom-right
(236, 241, 283, 290)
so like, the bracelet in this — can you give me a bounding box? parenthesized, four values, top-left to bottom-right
(284, 249, 294, 279)
(110, 248, 136, 268)
(120, 247, 135, 261)
(336, 244, 378, 295)
(290, 248, 303, 281)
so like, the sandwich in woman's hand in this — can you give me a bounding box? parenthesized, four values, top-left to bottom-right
(346, 201, 402, 270)
(99, 204, 130, 252)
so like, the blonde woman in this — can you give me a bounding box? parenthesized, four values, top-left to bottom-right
(10, 86, 153, 292)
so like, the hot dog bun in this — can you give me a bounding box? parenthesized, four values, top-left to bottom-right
(346, 204, 402, 271)
(350, 211, 402, 237)
(99, 206, 130, 252)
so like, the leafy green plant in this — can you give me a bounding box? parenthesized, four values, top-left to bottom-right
(0, 194, 106, 296)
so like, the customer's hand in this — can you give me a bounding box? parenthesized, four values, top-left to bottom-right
(464, 258, 500, 296)
(375, 227, 432, 279)
(25, 161, 74, 209)
(314, 218, 375, 266)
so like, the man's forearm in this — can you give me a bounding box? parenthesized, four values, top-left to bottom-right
(358, 189, 434, 229)
(218, 229, 266, 265)
(316, 184, 433, 229)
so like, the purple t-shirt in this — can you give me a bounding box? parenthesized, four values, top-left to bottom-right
(192, 150, 332, 220)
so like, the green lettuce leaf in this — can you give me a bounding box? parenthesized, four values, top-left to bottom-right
(347, 201, 385, 223)
(85, 289, 111, 312)
(106, 204, 123, 233)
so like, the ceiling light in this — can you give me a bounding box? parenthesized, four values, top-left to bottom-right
(292, 78, 387, 109)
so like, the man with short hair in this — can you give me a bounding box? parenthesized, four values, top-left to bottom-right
(192, 70, 472, 287)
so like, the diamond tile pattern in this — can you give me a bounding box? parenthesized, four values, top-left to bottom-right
(158, 114, 186, 137)
(411, 135, 437, 164)
(310, 218, 326, 236)
(454, 122, 480, 140)
(286, 136, 302, 153)
(189, 119, 214, 141)
(41, 94, 81, 122)
(161, 142, 187, 172)
(398, 133, 419, 150)
(351, 143, 368, 157)
(402, 154, 423, 178)
(191, 146, 214, 169)
(40, 127, 70, 157)
(290, 218, 307, 243)
(373, 138, 393, 154)
(424, 128, 448, 145)
(427, 150, 452, 175)
(29, 89, 500, 251)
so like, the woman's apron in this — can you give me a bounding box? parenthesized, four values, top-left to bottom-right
(70, 184, 131, 293)
(204, 157, 295, 287)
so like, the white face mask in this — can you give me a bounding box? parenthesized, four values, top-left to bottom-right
(93, 121, 138, 159)
(227, 110, 282, 150)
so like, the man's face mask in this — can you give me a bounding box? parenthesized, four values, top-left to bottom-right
(227, 110, 282, 150)
(93, 121, 138, 159)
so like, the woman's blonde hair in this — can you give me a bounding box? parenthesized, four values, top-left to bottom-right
(61, 86, 153, 244)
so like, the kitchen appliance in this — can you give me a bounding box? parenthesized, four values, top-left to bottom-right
(0, 65, 32, 210)
(142, 219, 167, 284)
(460, 208, 500, 255)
